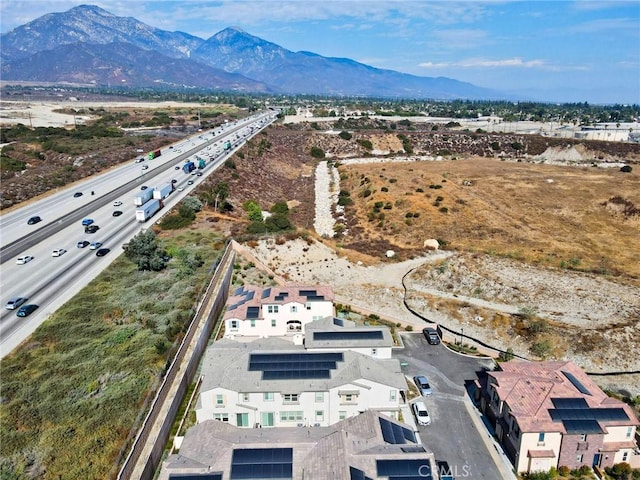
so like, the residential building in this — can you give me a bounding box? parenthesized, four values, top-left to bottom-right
(304, 316, 395, 358)
(195, 337, 407, 427)
(223, 285, 335, 338)
(159, 410, 439, 480)
(478, 360, 640, 474)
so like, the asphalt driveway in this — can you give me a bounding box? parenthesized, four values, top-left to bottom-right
(395, 332, 514, 479)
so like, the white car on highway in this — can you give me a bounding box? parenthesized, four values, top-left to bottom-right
(52, 249, 67, 257)
(113, 200, 123, 207)
(16, 255, 34, 265)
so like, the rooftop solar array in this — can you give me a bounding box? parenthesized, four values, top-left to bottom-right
(551, 398, 589, 409)
(169, 474, 222, 480)
(401, 446, 426, 453)
(262, 288, 272, 299)
(333, 318, 344, 327)
(230, 448, 293, 480)
(274, 292, 289, 301)
(377, 459, 432, 479)
(234, 286, 245, 296)
(550, 408, 629, 422)
(299, 289, 317, 296)
(305, 295, 325, 301)
(562, 419, 605, 435)
(313, 331, 384, 341)
(246, 306, 260, 319)
(248, 352, 344, 380)
(562, 370, 592, 396)
(379, 418, 417, 444)
(350, 466, 374, 480)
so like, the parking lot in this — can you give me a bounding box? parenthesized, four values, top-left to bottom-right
(395, 332, 514, 479)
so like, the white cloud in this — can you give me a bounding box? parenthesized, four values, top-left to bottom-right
(418, 57, 588, 71)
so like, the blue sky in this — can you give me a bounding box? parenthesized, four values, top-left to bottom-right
(2, 1, 639, 104)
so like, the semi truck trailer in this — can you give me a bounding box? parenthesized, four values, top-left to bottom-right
(135, 199, 163, 222)
(134, 188, 154, 206)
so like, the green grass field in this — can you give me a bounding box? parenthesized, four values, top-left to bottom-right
(0, 229, 226, 479)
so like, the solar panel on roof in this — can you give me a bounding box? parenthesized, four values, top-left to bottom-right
(333, 318, 344, 327)
(234, 286, 245, 296)
(246, 291, 255, 301)
(246, 306, 260, 319)
(249, 352, 343, 380)
(562, 370, 592, 395)
(305, 295, 325, 301)
(379, 418, 417, 444)
(401, 446, 426, 453)
(230, 448, 293, 480)
(299, 289, 317, 296)
(261, 288, 271, 298)
(377, 459, 432, 478)
(313, 331, 384, 341)
(227, 304, 238, 311)
(550, 407, 629, 422)
(349, 467, 374, 480)
(562, 419, 605, 434)
(551, 398, 589, 409)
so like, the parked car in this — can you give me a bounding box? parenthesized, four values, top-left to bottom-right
(112, 210, 123, 217)
(423, 327, 441, 345)
(413, 401, 431, 426)
(95, 248, 110, 257)
(85, 225, 100, 234)
(89, 242, 102, 250)
(5, 297, 28, 310)
(81, 218, 94, 226)
(27, 216, 42, 225)
(77, 240, 90, 248)
(73, 192, 83, 198)
(16, 255, 34, 265)
(52, 249, 67, 257)
(113, 200, 123, 207)
(414, 375, 433, 396)
(16, 304, 39, 317)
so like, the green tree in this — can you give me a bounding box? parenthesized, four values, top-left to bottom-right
(270, 201, 289, 214)
(182, 196, 203, 213)
(310, 146, 325, 158)
(243, 200, 263, 222)
(124, 230, 167, 271)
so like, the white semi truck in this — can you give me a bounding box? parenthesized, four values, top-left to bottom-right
(135, 199, 163, 222)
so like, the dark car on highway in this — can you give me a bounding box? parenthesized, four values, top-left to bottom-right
(85, 225, 100, 234)
(112, 210, 123, 217)
(27, 216, 42, 225)
(96, 248, 110, 257)
(73, 192, 83, 198)
(16, 304, 39, 317)
(77, 240, 90, 248)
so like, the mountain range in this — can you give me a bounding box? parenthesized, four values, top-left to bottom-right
(0, 4, 503, 100)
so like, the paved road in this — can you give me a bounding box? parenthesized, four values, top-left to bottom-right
(395, 332, 516, 480)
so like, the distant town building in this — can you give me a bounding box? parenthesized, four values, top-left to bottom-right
(478, 360, 640, 474)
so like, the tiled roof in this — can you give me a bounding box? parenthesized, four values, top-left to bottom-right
(223, 284, 335, 321)
(488, 360, 639, 433)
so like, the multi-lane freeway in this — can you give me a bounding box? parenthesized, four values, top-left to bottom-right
(0, 110, 277, 357)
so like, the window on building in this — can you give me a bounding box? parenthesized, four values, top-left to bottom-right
(290, 305, 297, 313)
(371, 348, 377, 356)
(538, 432, 545, 445)
(626, 427, 633, 438)
(576, 454, 583, 463)
(390, 390, 396, 401)
(315, 410, 324, 423)
(250, 319, 256, 328)
(213, 413, 229, 422)
(622, 452, 629, 462)
(216, 394, 224, 406)
(264, 392, 274, 402)
(315, 392, 324, 402)
(261, 412, 274, 427)
(306, 303, 312, 310)
(268, 305, 279, 313)
(339, 411, 347, 420)
(240, 393, 249, 402)
(236, 413, 249, 427)
(580, 434, 587, 442)
(230, 320, 238, 330)
(280, 411, 303, 422)
(271, 319, 276, 327)
(283, 393, 299, 403)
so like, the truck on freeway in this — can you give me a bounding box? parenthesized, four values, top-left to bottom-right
(223, 140, 232, 150)
(153, 183, 174, 200)
(134, 188, 154, 206)
(135, 199, 163, 222)
(183, 161, 196, 174)
(147, 149, 161, 160)
(198, 158, 206, 169)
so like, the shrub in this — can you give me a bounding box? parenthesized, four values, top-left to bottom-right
(620, 165, 632, 173)
(339, 131, 352, 140)
(310, 146, 325, 158)
(557, 466, 570, 476)
(224, 158, 236, 169)
(381, 186, 389, 192)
